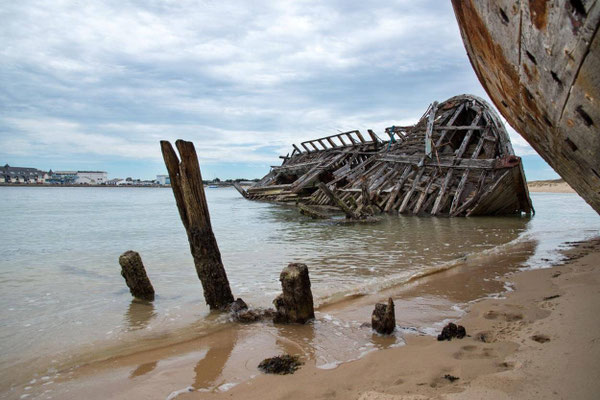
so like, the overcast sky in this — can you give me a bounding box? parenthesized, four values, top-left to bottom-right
(0, 0, 558, 180)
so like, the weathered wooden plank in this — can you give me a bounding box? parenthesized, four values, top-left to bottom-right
(449, 170, 470, 216)
(425, 101, 438, 158)
(455, 112, 483, 158)
(379, 154, 497, 169)
(308, 141, 320, 151)
(298, 203, 329, 219)
(301, 143, 312, 153)
(161, 140, 234, 310)
(367, 129, 380, 143)
(233, 182, 249, 199)
(326, 137, 338, 148)
(399, 168, 425, 213)
(434, 125, 485, 131)
(413, 170, 438, 214)
(355, 130, 366, 143)
(318, 182, 360, 219)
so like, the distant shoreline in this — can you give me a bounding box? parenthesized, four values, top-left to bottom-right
(0, 183, 240, 188)
(0, 183, 169, 188)
(527, 178, 575, 193)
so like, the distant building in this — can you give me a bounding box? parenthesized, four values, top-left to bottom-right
(0, 164, 48, 184)
(156, 175, 170, 185)
(47, 171, 78, 185)
(106, 178, 123, 186)
(76, 171, 107, 185)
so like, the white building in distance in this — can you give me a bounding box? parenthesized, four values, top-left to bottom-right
(156, 175, 170, 185)
(75, 171, 107, 185)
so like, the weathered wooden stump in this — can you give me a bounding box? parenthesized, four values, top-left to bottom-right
(119, 250, 155, 301)
(161, 140, 234, 310)
(273, 263, 315, 324)
(371, 297, 395, 334)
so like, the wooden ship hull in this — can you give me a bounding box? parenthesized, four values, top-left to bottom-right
(237, 95, 533, 218)
(451, 0, 600, 214)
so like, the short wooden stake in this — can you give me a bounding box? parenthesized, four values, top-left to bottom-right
(119, 251, 155, 301)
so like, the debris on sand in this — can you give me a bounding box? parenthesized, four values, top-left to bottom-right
(258, 354, 304, 375)
(437, 322, 466, 341)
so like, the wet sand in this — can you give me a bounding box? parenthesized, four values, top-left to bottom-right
(195, 238, 600, 400)
(8, 238, 599, 399)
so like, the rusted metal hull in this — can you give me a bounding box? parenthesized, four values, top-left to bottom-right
(451, 0, 600, 214)
(241, 95, 533, 218)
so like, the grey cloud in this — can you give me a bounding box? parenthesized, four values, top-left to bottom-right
(0, 0, 536, 175)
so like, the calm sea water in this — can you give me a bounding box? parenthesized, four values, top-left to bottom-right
(1, 186, 598, 388)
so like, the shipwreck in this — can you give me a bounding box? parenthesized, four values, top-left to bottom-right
(236, 95, 533, 218)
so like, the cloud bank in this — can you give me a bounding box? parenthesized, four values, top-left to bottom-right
(0, 0, 544, 179)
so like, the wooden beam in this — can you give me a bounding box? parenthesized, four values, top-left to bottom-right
(355, 131, 366, 143)
(379, 154, 499, 170)
(413, 170, 438, 214)
(434, 125, 485, 130)
(298, 203, 329, 219)
(425, 101, 438, 158)
(384, 167, 411, 212)
(399, 168, 425, 213)
(309, 141, 320, 151)
(318, 182, 360, 219)
(436, 103, 465, 147)
(449, 170, 470, 215)
(233, 182, 249, 199)
(160, 140, 234, 310)
(455, 112, 483, 158)
(367, 129, 379, 142)
(431, 169, 453, 215)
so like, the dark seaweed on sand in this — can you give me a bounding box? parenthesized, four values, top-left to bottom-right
(258, 354, 303, 375)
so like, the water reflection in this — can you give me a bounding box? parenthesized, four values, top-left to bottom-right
(272, 322, 316, 359)
(125, 300, 156, 331)
(129, 361, 157, 378)
(192, 327, 238, 390)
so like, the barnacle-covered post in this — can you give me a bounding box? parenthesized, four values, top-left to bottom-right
(160, 140, 234, 310)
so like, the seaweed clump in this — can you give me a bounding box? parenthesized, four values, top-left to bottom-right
(258, 354, 303, 375)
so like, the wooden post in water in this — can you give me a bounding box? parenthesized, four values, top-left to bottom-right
(273, 263, 315, 324)
(160, 140, 234, 310)
(119, 251, 155, 301)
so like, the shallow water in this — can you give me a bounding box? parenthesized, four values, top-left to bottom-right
(0, 187, 598, 395)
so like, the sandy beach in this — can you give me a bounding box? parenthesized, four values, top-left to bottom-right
(182, 238, 599, 400)
(527, 179, 575, 193)
(12, 235, 598, 400)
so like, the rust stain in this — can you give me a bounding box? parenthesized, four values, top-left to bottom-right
(523, 63, 532, 80)
(529, 0, 549, 31)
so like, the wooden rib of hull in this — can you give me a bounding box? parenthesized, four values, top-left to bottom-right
(243, 95, 533, 217)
